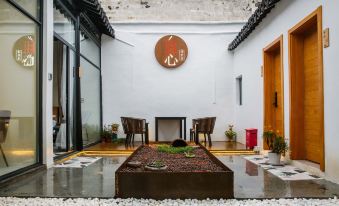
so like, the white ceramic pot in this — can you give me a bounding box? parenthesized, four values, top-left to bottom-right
(268, 152, 281, 165)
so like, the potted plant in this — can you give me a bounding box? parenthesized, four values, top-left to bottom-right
(225, 124, 237, 141)
(269, 136, 288, 165)
(145, 160, 168, 171)
(262, 130, 275, 150)
(111, 123, 119, 141)
(101, 125, 112, 143)
(184, 151, 195, 158)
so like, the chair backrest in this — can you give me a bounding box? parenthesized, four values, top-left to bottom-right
(121, 117, 131, 134)
(121, 117, 146, 134)
(132, 118, 146, 134)
(0, 110, 11, 144)
(195, 117, 216, 134)
(192, 119, 198, 128)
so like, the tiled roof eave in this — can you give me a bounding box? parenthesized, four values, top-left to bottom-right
(79, 0, 115, 38)
(228, 0, 280, 51)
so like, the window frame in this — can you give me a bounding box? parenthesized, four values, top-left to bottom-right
(236, 75, 243, 106)
(0, 0, 44, 181)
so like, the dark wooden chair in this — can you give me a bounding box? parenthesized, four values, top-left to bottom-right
(121, 117, 149, 146)
(190, 117, 216, 147)
(190, 119, 198, 142)
(0, 110, 11, 167)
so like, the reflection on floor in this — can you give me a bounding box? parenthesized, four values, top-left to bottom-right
(53, 156, 101, 168)
(203, 141, 247, 151)
(0, 150, 36, 176)
(244, 155, 321, 181)
(85, 141, 248, 152)
(0, 155, 338, 198)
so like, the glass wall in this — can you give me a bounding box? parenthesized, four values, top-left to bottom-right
(53, 6, 76, 156)
(53, 7, 75, 47)
(53, 2, 102, 149)
(80, 57, 101, 146)
(80, 33, 100, 66)
(80, 31, 101, 146)
(0, 1, 40, 176)
(11, 0, 40, 19)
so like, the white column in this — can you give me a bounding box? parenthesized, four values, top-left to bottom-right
(42, 0, 54, 167)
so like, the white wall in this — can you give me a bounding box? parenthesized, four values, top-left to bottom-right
(100, 0, 256, 22)
(232, 0, 339, 183)
(102, 22, 244, 141)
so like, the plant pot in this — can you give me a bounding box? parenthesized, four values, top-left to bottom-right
(226, 135, 234, 142)
(112, 133, 118, 141)
(145, 165, 168, 171)
(268, 152, 281, 165)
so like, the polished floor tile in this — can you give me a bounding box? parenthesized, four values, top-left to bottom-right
(0, 155, 338, 198)
(85, 141, 247, 152)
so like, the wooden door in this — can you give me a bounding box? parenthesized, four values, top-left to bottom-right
(303, 27, 322, 163)
(263, 36, 284, 149)
(289, 7, 324, 170)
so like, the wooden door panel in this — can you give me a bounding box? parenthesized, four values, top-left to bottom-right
(263, 36, 284, 149)
(303, 28, 321, 164)
(289, 7, 324, 170)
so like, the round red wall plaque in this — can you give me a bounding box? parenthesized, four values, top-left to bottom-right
(155, 35, 188, 69)
(12, 35, 36, 68)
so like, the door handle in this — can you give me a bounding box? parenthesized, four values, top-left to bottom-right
(273, 92, 278, 108)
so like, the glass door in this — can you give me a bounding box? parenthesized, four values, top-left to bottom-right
(53, 39, 75, 157)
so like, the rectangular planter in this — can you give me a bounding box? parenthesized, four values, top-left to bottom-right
(115, 144, 234, 199)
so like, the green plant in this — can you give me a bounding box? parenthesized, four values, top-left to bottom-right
(272, 136, 288, 155)
(184, 151, 195, 158)
(157, 144, 193, 154)
(263, 130, 276, 150)
(147, 160, 165, 168)
(101, 125, 112, 142)
(111, 123, 119, 133)
(225, 124, 237, 140)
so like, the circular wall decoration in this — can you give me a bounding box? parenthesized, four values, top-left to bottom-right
(12, 35, 36, 68)
(155, 35, 188, 69)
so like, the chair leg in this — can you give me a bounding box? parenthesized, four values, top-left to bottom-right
(195, 131, 199, 145)
(204, 133, 207, 144)
(125, 134, 130, 146)
(208, 134, 212, 147)
(141, 134, 144, 144)
(0, 145, 9, 167)
(190, 130, 193, 142)
(128, 134, 132, 145)
(131, 134, 135, 145)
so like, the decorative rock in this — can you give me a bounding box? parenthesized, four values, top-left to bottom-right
(171, 139, 188, 147)
(127, 161, 142, 168)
